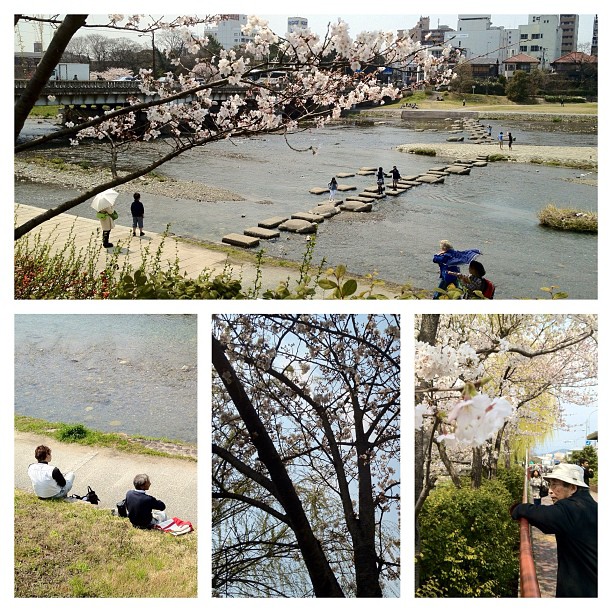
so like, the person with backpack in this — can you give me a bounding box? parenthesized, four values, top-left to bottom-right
(328, 177, 338, 202)
(449, 260, 495, 299)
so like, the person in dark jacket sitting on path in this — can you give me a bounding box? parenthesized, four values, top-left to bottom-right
(125, 473, 167, 529)
(511, 463, 597, 597)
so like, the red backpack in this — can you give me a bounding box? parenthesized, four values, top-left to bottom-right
(481, 278, 495, 299)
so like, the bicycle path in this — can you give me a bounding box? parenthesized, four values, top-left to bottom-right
(14, 431, 197, 525)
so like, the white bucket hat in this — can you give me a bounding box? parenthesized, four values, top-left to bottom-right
(547, 463, 589, 488)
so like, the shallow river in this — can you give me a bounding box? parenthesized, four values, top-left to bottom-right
(15, 116, 597, 298)
(14, 314, 197, 442)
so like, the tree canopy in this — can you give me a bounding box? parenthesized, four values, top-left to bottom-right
(212, 314, 400, 597)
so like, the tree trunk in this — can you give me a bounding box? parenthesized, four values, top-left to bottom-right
(212, 335, 345, 597)
(471, 446, 483, 488)
(15, 15, 88, 142)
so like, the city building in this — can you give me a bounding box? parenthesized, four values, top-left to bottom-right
(203, 14, 254, 50)
(287, 17, 308, 33)
(559, 14, 579, 55)
(590, 15, 598, 56)
(400, 16, 454, 47)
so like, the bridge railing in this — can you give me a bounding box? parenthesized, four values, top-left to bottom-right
(518, 454, 541, 597)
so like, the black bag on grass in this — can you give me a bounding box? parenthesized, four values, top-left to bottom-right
(116, 498, 128, 517)
(70, 486, 100, 505)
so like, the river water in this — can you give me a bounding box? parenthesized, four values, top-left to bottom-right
(15, 116, 597, 298)
(14, 314, 197, 443)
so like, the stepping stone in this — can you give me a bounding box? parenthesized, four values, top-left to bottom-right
(359, 191, 385, 199)
(446, 136, 464, 142)
(309, 204, 341, 218)
(259, 216, 288, 229)
(357, 170, 376, 176)
(416, 174, 444, 184)
(472, 161, 488, 167)
(427, 170, 449, 176)
(359, 166, 377, 172)
(364, 185, 380, 193)
(243, 227, 280, 239)
(385, 188, 408, 196)
(394, 182, 413, 190)
(292, 211, 325, 223)
(402, 175, 422, 182)
(397, 180, 421, 186)
(309, 187, 329, 195)
(345, 195, 375, 203)
(337, 184, 357, 191)
(339, 201, 373, 212)
(315, 199, 343, 206)
(222, 233, 260, 248)
(445, 165, 471, 175)
(278, 219, 318, 234)
(336, 172, 355, 178)
(429, 166, 449, 172)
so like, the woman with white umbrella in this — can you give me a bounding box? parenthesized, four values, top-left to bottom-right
(91, 189, 119, 248)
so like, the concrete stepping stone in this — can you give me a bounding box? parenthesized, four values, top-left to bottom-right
(310, 204, 341, 218)
(359, 166, 378, 172)
(309, 187, 329, 195)
(336, 172, 355, 178)
(292, 211, 325, 223)
(339, 201, 373, 212)
(445, 165, 471, 175)
(427, 170, 449, 176)
(337, 184, 357, 191)
(446, 136, 464, 142)
(402, 175, 422, 182)
(346, 195, 375, 203)
(314, 199, 343, 206)
(429, 166, 449, 172)
(397, 180, 421, 187)
(244, 227, 280, 239)
(472, 161, 488, 167)
(259, 216, 289, 229)
(359, 191, 386, 199)
(385, 188, 408, 196)
(222, 233, 260, 248)
(357, 170, 376, 176)
(278, 219, 318, 234)
(416, 174, 444, 184)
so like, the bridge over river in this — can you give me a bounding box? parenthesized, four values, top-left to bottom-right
(15, 79, 248, 112)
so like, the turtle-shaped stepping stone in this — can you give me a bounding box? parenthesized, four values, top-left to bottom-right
(339, 201, 373, 212)
(278, 219, 318, 234)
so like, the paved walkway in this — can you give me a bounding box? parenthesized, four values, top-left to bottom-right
(15, 203, 366, 297)
(15, 431, 197, 525)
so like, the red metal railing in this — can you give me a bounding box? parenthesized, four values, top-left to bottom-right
(518, 453, 541, 597)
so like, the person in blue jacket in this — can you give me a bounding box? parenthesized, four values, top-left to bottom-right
(511, 463, 597, 597)
(433, 240, 461, 298)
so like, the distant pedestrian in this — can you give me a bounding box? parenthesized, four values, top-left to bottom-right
(131, 192, 145, 236)
(462, 98, 466, 106)
(28, 445, 75, 499)
(376, 167, 385, 195)
(498, 131, 504, 149)
(125, 474, 167, 529)
(507, 131, 514, 150)
(560, 98, 565, 107)
(487, 125, 492, 137)
(529, 469, 547, 506)
(391, 165, 401, 190)
(580, 459, 594, 486)
(328, 177, 338, 202)
(73, 74, 78, 80)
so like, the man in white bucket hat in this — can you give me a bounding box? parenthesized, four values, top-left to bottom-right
(511, 463, 597, 597)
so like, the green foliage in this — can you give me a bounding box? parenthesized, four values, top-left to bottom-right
(417, 479, 519, 597)
(505, 70, 536, 103)
(568, 444, 598, 474)
(487, 153, 510, 162)
(544, 96, 586, 104)
(58, 423, 88, 441)
(496, 465, 525, 503)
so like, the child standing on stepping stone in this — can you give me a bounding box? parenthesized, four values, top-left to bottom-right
(131, 192, 145, 237)
(376, 167, 385, 194)
(328, 177, 338, 201)
(391, 166, 401, 190)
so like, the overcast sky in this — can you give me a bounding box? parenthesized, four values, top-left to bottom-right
(14, 6, 597, 52)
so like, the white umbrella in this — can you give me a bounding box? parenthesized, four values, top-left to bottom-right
(91, 188, 119, 212)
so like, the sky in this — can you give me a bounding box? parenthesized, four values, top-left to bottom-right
(533, 403, 598, 455)
(13, 7, 597, 52)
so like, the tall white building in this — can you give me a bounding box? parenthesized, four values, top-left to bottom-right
(204, 14, 254, 49)
(288, 17, 308, 33)
(514, 15, 562, 69)
(444, 15, 516, 63)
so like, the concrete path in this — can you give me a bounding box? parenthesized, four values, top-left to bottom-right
(15, 431, 197, 525)
(14, 203, 400, 298)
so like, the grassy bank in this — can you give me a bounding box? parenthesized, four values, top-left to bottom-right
(15, 489, 197, 597)
(15, 415, 196, 461)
